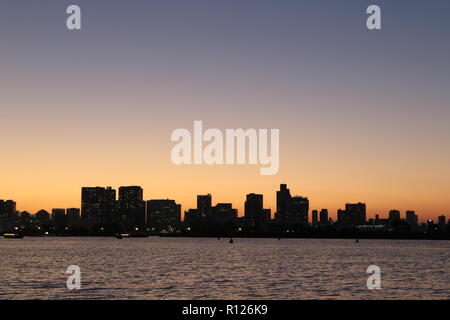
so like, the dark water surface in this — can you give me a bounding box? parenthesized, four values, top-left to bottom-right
(0, 237, 448, 299)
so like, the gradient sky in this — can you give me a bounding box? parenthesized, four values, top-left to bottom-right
(1, 0, 449, 222)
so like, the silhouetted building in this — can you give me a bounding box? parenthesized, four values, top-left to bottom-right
(118, 186, 145, 227)
(211, 203, 237, 224)
(337, 209, 345, 224)
(347, 203, 366, 225)
(19, 211, 31, 227)
(52, 209, 66, 232)
(184, 208, 202, 225)
(275, 184, 309, 225)
(285, 196, 309, 225)
(245, 193, 263, 220)
(0, 200, 16, 231)
(374, 216, 390, 226)
(244, 193, 270, 231)
(312, 210, 318, 226)
(338, 203, 366, 226)
(81, 187, 117, 225)
(245, 193, 270, 222)
(262, 209, 271, 220)
(66, 208, 81, 228)
(276, 184, 291, 220)
(389, 210, 401, 222)
(66, 208, 80, 219)
(197, 194, 212, 216)
(426, 219, 436, 233)
(406, 211, 419, 229)
(438, 215, 446, 231)
(319, 209, 329, 226)
(184, 194, 216, 229)
(0, 200, 16, 219)
(184, 194, 213, 226)
(34, 209, 50, 228)
(147, 199, 181, 232)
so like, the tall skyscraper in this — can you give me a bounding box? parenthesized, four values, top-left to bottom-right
(337, 209, 345, 224)
(81, 187, 116, 224)
(438, 215, 446, 227)
(275, 184, 309, 225)
(245, 193, 263, 220)
(197, 194, 212, 216)
(244, 193, 270, 230)
(319, 209, 329, 226)
(312, 210, 318, 226)
(118, 186, 145, 227)
(276, 184, 291, 220)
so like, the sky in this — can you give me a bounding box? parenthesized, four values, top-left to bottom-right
(1, 0, 450, 222)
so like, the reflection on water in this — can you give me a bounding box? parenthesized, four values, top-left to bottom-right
(0, 237, 448, 299)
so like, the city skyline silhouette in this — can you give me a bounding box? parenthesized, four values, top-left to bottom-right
(1, 183, 449, 223)
(2, 184, 448, 238)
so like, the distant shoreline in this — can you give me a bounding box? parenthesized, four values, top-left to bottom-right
(2, 233, 449, 241)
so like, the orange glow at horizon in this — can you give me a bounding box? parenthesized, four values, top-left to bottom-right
(1, 54, 449, 225)
(2, 162, 448, 223)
